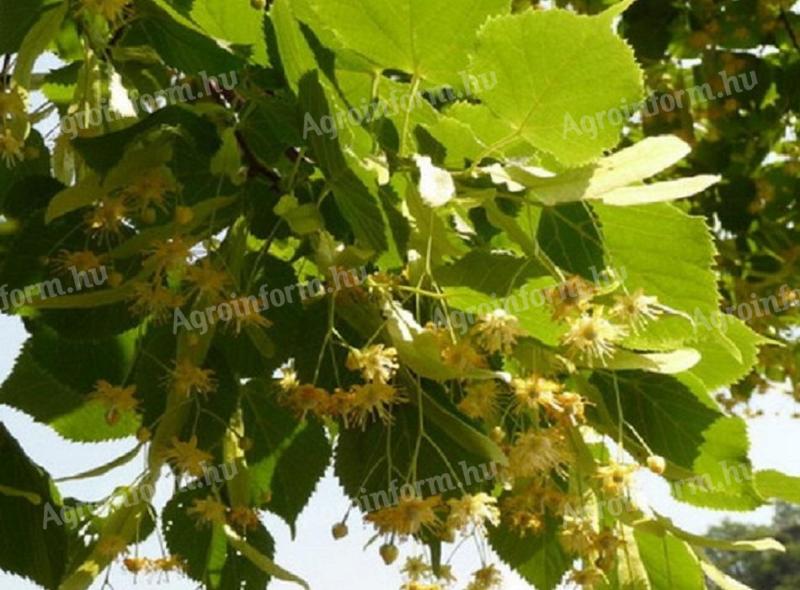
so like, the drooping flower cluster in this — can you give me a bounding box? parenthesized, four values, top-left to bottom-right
(278, 345, 407, 427)
(549, 274, 665, 365)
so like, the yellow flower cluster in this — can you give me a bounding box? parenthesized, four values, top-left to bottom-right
(549, 274, 664, 365)
(163, 436, 213, 477)
(88, 380, 138, 425)
(123, 555, 184, 575)
(168, 359, 217, 398)
(279, 346, 407, 427)
(0, 86, 27, 168)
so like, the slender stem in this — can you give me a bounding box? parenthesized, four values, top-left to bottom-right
(399, 74, 421, 156)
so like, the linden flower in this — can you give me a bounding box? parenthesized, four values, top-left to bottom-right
(473, 309, 524, 354)
(402, 556, 431, 581)
(561, 308, 627, 365)
(0, 128, 25, 167)
(611, 288, 663, 332)
(403, 583, 443, 590)
(553, 391, 587, 425)
(224, 296, 273, 335)
(81, 0, 130, 23)
(508, 431, 568, 478)
(366, 495, 442, 538)
(54, 249, 104, 274)
(169, 359, 216, 397)
(97, 534, 127, 558)
(512, 375, 562, 414)
(186, 258, 231, 301)
(228, 506, 260, 531)
(548, 276, 596, 320)
(85, 196, 128, 238)
(124, 167, 179, 213)
(123, 557, 149, 574)
(345, 344, 399, 383)
(446, 493, 500, 535)
(507, 509, 543, 536)
(187, 497, 227, 526)
(458, 381, 500, 421)
(130, 282, 186, 320)
(441, 339, 486, 373)
(559, 516, 597, 554)
(152, 555, 184, 572)
(283, 383, 330, 419)
(89, 380, 138, 415)
(164, 436, 213, 477)
(146, 237, 192, 276)
(467, 564, 502, 590)
(350, 382, 406, 427)
(436, 564, 456, 585)
(570, 566, 606, 588)
(596, 461, 638, 496)
(276, 365, 300, 392)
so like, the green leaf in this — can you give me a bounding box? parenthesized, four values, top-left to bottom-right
(335, 402, 496, 506)
(634, 529, 706, 590)
(241, 380, 331, 533)
(435, 249, 546, 296)
(505, 135, 719, 206)
(297, 71, 389, 252)
(60, 490, 155, 590)
(163, 486, 228, 585)
(11, 0, 67, 89)
(131, 0, 246, 74)
(0, 423, 68, 590)
(754, 470, 800, 504)
(0, 0, 61, 54)
(606, 348, 702, 374)
(179, 0, 270, 66)
(305, 0, 509, 87)
(219, 522, 277, 590)
(269, 0, 319, 93)
(687, 318, 766, 391)
(700, 559, 755, 590)
(0, 327, 140, 442)
(595, 202, 720, 350)
(72, 105, 221, 174)
(471, 6, 643, 166)
(589, 372, 763, 510)
(537, 202, 605, 278)
(223, 524, 309, 589)
(489, 517, 571, 590)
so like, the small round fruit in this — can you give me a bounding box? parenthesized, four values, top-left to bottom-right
(251, 0, 266, 9)
(174, 206, 194, 225)
(332, 522, 348, 540)
(379, 543, 399, 565)
(647, 455, 666, 475)
(136, 427, 152, 443)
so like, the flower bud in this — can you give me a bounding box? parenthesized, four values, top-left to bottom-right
(379, 543, 399, 565)
(647, 455, 666, 475)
